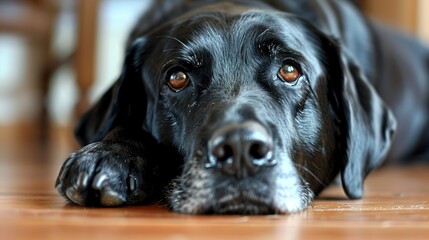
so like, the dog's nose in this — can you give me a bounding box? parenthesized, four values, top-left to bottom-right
(207, 121, 276, 178)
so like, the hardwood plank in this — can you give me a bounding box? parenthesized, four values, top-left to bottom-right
(1, 129, 428, 240)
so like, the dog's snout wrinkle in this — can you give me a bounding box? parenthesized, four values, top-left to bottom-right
(206, 121, 276, 179)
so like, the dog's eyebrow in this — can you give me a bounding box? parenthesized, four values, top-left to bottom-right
(176, 53, 204, 68)
(157, 35, 205, 69)
(256, 30, 301, 57)
(158, 35, 195, 55)
(160, 50, 204, 71)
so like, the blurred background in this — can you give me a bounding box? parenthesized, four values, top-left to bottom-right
(0, 0, 428, 162)
(0, 0, 152, 157)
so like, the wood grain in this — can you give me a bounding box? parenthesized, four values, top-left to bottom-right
(1, 137, 428, 240)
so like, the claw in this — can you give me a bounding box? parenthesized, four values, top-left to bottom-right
(128, 175, 137, 192)
(76, 172, 90, 190)
(65, 186, 86, 205)
(64, 173, 91, 205)
(92, 173, 109, 190)
(100, 186, 126, 206)
(55, 183, 63, 195)
(91, 173, 125, 206)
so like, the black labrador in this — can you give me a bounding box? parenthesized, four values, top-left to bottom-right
(56, 0, 429, 214)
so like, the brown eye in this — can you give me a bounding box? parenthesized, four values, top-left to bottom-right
(167, 70, 189, 92)
(278, 63, 301, 83)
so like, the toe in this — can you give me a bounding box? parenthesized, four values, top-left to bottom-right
(92, 173, 109, 190)
(100, 186, 126, 206)
(64, 173, 91, 205)
(65, 186, 87, 205)
(92, 173, 125, 206)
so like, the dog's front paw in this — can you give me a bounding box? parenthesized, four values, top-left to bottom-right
(55, 142, 153, 207)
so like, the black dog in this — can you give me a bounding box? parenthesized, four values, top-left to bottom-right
(56, 0, 429, 214)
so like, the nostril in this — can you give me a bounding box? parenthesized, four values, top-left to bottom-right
(249, 142, 270, 160)
(212, 143, 234, 164)
(248, 141, 274, 167)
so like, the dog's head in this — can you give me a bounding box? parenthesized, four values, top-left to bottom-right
(78, 4, 396, 214)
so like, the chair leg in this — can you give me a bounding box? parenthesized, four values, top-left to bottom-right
(74, 0, 100, 119)
(35, 0, 59, 144)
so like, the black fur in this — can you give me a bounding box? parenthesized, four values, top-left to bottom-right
(56, 0, 428, 214)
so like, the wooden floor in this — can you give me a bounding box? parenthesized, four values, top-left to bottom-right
(1, 125, 429, 240)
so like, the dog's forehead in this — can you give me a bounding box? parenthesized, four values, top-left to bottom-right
(158, 9, 323, 71)
(174, 11, 305, 48)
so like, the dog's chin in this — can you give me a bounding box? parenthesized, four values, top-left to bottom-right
(210, 197, 276, 215)
(171, 193, 309, 215)
(168, 176, 313, 215)
(168, 152, 314, 215)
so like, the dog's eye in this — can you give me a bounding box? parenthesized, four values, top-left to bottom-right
(167, 70, 190, 92)
(278, 62, 301, 84)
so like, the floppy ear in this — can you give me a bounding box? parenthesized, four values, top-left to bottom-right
(325, 40, 397, 199)
(75, 38, 147, 145)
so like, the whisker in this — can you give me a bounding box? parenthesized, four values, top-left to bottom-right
(162, 48, 183, 53)
(256, 28, 271, 41)
(161, 59, 176, 70)
(157, 35, 195, 54)
(294, 163, 326, 187)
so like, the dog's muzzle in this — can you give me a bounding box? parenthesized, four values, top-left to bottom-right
(205, 121, 277, 179)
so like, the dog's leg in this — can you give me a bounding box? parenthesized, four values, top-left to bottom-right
(55, 127, 159, 207)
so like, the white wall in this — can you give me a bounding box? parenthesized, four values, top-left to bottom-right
(0, 36, 37, 124)
(91, 0, 152, 101)
(417, 0, 429, 43)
